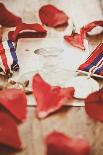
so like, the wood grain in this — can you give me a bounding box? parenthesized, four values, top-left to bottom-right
(0, 0, 103, 155)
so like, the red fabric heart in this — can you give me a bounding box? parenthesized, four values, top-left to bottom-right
(0, 3, 22, 27)
(32, 73, 74, 119)
(0, 89, 27, 122)
(0, 112, 23, 149)
(8, 23, 47, 41)
(45, 131, 91, 155)
(39, 4, 68, 27)
(85, 88, 103, 122)
(64, 20, 103, 50)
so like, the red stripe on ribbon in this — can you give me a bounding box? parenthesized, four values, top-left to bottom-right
(79, 43, 103, 70)
(0, 43, 10, 73)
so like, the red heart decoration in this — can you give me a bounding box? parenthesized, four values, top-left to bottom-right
(0, 89, 27, 122)
(32, 74, 74, 119)
(0, 112, 23, 149)
(45, 131, 91, 155)
(85, 88, 103, 122)
(39, 4, 68, 27)
(0, 3, 22, 27)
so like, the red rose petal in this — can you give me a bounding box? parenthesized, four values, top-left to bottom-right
(64, 20, 103, 50)
(64, 33, 85, 50)
(45, 131, 91, 155)
(8, 23, 47, 41)
(0, 3, 22, 27)
(85, 88, 103, 122)
(39, 4, 68, 27)
(0, 89, 27, 122)
(0, 112, 23, 149)
(32, 73, 74, 119)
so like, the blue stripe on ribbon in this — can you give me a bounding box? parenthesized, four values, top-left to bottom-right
(83, 52, 103, 72)
(7, 40, 19, 70)
(95, 65, 103, 74)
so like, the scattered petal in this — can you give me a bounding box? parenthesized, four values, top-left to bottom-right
(64, 20, 103, 50)
(85, 88, 103, 122)
(0, 89, 27, 122)
(0, 3, 22, 27)
(39, 4, 68, 27)
(64, 33, 85, 50)
(0, 112, 23, 149)
(32, 73, 74, 119)
(8, 23, 47, 41)
(45, 131, 91, 155)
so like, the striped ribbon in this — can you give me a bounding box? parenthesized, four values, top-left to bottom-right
(78, 43, 103, 76)
(0, 40, 19, 77)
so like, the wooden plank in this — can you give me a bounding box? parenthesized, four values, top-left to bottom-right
(0, 107, 45, 155)
(40, 107, 103, 155)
